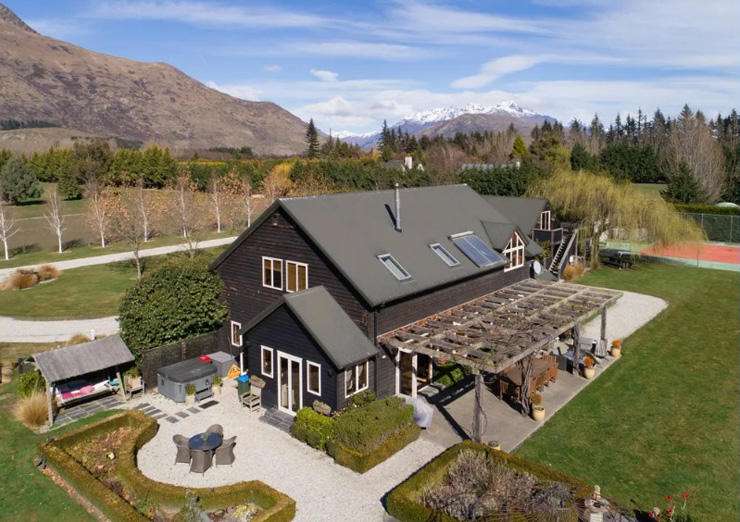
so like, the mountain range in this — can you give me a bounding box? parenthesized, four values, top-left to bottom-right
(0, 3, 308, 155)
(338, 102, 555, 149)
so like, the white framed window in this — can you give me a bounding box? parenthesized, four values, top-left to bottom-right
(262, 257, 283, 290)
(286, 260, 309, 293)
(503, 232, 525, 272)
(345, 360, 369, 398)
(230, 320, 242, 347)
(539, 210, 552, 231)
(378, 253, 411, 281)
(429, 243, 460, 267)
(260, 345, 274, 378)
(306, 361, 321, 396)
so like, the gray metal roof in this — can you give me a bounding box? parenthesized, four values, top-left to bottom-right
(481, 221, 516, 250)
(242, 286, 378, 369)
(278, 185, 513, 306)
(34, 335, 134, 384)
(482, 196, 548, 234)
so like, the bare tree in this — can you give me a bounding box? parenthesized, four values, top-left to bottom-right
(44, 187, 66, 254)
(84, 178, 114, 247)
(109, 189, 146, 279)
(208, 176, 225, 233)
(135, 178, 152, 242)
(0, 196, 19, 261)
(169, 172, 204, 256)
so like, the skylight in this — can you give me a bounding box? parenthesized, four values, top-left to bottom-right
(451, 232, 505, 268)
(378, 253, 411, 281)
(429, 243, 460, 267)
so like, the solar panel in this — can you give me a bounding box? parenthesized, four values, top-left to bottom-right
(451, 233, 505, 267)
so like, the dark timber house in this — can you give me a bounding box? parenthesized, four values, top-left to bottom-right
(212, 184, 552, 415)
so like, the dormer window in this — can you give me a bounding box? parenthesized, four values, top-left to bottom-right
(378, 253, 411, 281)
(503, 232, 525, 271)
(539, 210, 551, 231)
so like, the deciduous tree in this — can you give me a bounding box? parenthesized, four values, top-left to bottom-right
(0, 195, 19, 261)
(44, 187, 66, 254)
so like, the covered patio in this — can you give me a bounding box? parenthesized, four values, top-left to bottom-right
(379, 280, 623, 442)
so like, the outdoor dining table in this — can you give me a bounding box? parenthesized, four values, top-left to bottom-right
(188, 432, 223, 452)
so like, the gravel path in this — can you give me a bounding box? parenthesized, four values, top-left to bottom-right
(134, 389, 446, 522)
(0, 236, 237, 279)
(0, 315, 119, 343)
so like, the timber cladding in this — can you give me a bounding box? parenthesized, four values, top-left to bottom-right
(216, 208, 371, 336)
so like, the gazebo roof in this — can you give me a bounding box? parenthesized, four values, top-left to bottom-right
(34, 335, 134, 384)
(379, 280, 621, 374)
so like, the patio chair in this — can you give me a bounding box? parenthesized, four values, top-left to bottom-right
(240, 386, 262, 413)
(190, 449, 212, 474)
(215, 436, 236, 466)
(173, 434, 191, 465)
(205, 424, 223, 436)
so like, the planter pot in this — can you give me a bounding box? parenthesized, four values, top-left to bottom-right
(531, 406, 546, 422)
(125, 376, 142, 389)
(583, 367, 596, 379)
(610, 347, 622, 359)
(186, 394, 195, 406)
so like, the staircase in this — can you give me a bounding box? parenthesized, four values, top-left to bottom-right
(259, 408, 294, 433)
(548, 230, 578, 277)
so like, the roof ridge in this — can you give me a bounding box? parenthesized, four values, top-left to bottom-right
(280, 183, 470, 203)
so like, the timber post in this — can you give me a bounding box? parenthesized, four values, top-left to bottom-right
(597, 305, 608, 356)
(472, 370, 483, 443)
(46, 382, 54, 430)
(572, 322, 581, 375)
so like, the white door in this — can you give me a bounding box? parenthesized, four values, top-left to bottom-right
(277, 352, 302, 415)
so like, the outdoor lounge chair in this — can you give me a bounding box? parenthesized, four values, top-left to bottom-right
(215, 436, 236, 466)
(173, 434, 191, 465)
(190, 449, 212, 474)
(240, 386, 262, 413)
(205, 424, 223, 436)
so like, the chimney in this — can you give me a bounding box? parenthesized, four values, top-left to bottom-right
(394, 183, 402, 232)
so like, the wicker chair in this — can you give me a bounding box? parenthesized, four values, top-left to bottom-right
(205, 424, 223, 436)
(190, 449, 212, 474)
(215, 436, 236, 466)
(173, 434, 191, 465)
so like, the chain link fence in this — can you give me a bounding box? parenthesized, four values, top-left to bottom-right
(681, 213, 740, 243)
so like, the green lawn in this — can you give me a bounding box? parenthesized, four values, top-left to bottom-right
(0, 247, 226, 320)
(0, 378, 118, 521)
(632, 183, 667, 199)
(517, 264, 740, 520)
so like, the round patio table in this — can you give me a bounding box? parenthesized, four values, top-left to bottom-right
(188, 432, 223, 451)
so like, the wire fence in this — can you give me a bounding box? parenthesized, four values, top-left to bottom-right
(681, 213, 740, 243)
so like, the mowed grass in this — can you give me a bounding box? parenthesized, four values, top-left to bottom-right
(516, 264, 740, 520)
(0, 378, 117, 521)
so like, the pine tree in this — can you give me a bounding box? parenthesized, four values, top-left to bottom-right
(663, 162, 706, 203)
(305, 119, 320, 158)
(511, 135, 528, 159)
(0, 157, 41, 204)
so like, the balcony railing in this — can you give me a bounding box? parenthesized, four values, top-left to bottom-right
(533, 227, 563, 246)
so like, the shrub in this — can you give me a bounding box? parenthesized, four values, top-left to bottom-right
(16, 369, 45, 397)
(327, 423, 420, 474)
(290, 407, 335, 451)
(530, 392, 543, 406)
(67, 333, 91, 345)
(332, 396, 414, 452)
(346, 389, 376, 409)
(3, 270, 39, 290)
(37, 264, 60, 281)
(14, 391, 49, 428)
(562, 261, 585, 281)
(674, 202, 740, 215)
(0, 156, 41, 204)
(118, 256, 228, 358)
(583, 355, 595, 369)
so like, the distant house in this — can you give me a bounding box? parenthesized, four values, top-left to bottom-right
(212, 185, 548, 414)
(461, 160, 521, 171)
(383, 155, 424, 172)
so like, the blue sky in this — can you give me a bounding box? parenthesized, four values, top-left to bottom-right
(9, 0, 740, 134)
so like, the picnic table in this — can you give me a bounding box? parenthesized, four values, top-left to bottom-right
(188, 432, 223, 451)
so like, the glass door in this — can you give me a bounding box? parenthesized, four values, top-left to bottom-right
(397, 350, 414, 396)
(277, 352, 302, 415)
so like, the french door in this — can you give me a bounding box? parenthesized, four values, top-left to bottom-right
(277, 352, 302, 415)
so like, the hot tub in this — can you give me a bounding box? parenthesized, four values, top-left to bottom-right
(157, 358, 217, 403)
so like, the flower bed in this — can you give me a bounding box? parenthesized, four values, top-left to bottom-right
(290, 396, 420, 474)
(386, 441, 596, 522)
(40, 411, 295, 521)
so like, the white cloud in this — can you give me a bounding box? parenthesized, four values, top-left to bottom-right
(295, 41, 431, 60)
(310, 69, 338, 82)
(452, 55, 543, 89)
(27, 18, 89, 39)
(264, 64, 282, 73)
(205, 80, 261, 101)
(90, 1, 330, 28)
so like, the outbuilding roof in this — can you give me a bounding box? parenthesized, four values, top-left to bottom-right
(241, 286, 378, 369)
(482, 196, 548, 234)
(34, 335, 134, 384)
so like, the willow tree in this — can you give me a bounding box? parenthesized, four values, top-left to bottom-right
(528, 170, 705, 267)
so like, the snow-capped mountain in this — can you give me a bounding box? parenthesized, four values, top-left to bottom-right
(339, 102, 554, 149)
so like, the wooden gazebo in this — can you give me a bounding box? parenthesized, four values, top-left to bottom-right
(379, 280, 622, 441)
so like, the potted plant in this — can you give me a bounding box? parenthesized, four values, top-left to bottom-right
(185, 384, 196, 405)
(582, 355, 596, 379)
(124, 367, 142, 390)
(610, 339, 622, 359)
(530, 392, 545, 421)
(212, 375, 222, 397)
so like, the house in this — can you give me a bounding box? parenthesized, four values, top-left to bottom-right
(211, 184, 551, 415)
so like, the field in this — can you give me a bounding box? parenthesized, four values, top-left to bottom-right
(517, 264, 740, 520)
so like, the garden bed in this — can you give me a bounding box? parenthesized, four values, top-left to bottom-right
(386, 441, 616, 521)
(40, 410, 295, 521)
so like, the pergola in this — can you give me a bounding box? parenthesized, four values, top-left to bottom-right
(379, 279, 622, 441)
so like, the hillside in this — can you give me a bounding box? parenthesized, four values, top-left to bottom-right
(0, 3, 308, 155)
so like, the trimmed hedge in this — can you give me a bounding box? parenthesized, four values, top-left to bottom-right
(290, 408, 335, 451)
(41, 411, 296, 521)
(332, 396, 414, 452)
(674, 202, 740, 215)
(386, 440, 593, 522)
(327, 422, 420, 474)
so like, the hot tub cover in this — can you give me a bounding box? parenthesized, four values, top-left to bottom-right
(158, 358, 217, 383)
